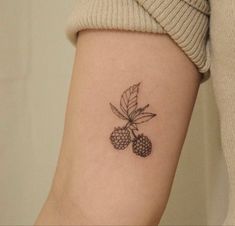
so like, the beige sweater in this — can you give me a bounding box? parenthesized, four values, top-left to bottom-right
(65, 0, 235, 225)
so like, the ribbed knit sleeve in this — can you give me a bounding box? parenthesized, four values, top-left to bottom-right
(65, 0, 210, 81)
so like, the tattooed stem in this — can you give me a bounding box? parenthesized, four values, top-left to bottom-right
(124, 122, 130, 129)
(131, 129, 137, 139)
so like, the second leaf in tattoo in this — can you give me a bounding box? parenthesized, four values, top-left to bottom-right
(109, 82, 156, 157)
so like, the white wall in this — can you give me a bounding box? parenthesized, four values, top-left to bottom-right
(0, 0, 228, 225)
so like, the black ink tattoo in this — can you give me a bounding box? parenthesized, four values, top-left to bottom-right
(109, 83, 156, 157)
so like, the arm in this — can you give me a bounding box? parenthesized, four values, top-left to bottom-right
(35, 30, 200, 225)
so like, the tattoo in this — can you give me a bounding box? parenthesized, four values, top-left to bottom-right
(109, 83, 156, 157)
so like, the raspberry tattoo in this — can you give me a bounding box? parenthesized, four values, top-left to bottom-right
(132, 134, 152, 157)
(110, 127, 131, 150)
(109, 83, 156, 157)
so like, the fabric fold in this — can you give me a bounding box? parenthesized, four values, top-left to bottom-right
(65, 0, 210, 81)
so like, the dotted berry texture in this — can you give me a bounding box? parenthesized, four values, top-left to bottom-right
(132, 134, 152, 157)
(110, 127, 131, 150)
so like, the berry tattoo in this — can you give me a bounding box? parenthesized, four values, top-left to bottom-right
(109, 83, 156, 157)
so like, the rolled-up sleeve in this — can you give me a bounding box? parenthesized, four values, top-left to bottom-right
(65, 0, 210, 81)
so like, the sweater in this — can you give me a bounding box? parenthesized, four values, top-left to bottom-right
(66, 0, 210, 82)
(210, 1, 235, 225)
(65, 1, 235, 225)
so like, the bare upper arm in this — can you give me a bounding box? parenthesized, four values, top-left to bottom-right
(36, 30, 200, 225)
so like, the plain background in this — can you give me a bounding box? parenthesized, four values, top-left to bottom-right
(0, 0, 229, 225)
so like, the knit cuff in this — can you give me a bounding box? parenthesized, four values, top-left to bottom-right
(66, 0, 167, 41)
(136, 0, 211, 81)
(65, 0, 210, 82)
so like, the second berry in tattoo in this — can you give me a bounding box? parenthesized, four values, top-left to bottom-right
(109, 83, 156, 157)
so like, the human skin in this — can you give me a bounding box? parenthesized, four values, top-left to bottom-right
(35, 30, 200, 225)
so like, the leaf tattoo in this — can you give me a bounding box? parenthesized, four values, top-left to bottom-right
(109, 103, 127, 120)
(133, 112, 156, 124)
(130, 104, 149, 120)
(120, 83, 140, 117)
(109, 82, 157, 157)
